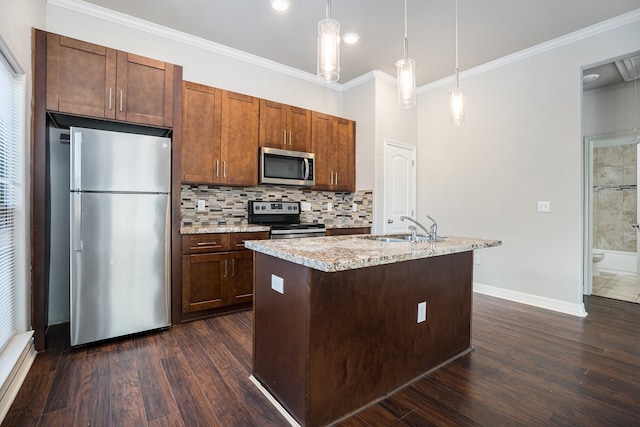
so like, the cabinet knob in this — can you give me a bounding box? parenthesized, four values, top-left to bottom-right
(387, 219, 394, 224)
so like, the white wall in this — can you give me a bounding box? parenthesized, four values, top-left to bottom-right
(0, 0, 46, 333)
(344, 77, 375, 191)
(44, 2, 343, 116)
(416, 16, 640, 313)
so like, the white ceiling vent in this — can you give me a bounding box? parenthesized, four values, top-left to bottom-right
(615, 55, 640, 82)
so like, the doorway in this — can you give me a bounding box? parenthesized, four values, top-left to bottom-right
(583, 132, 639, 303)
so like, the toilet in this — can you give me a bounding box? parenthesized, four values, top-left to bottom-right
(593, 251, 605, 276)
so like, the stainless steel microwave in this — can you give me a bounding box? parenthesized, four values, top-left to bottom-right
(259, 147, 315, 187)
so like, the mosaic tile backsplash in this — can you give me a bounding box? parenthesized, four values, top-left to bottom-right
(181, 185, 373, 228)
(593, 144, 637, 252)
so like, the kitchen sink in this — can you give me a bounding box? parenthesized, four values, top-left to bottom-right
(362, 236, 406, 243)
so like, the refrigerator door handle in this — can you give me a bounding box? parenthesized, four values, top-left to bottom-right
(73, 194, 82, 251)
(72, 131, 82, 189)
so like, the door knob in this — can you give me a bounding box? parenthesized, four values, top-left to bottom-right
(387, 219, 393, 224)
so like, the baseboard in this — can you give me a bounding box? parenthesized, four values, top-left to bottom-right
(0, 331, 36, 424)
(249, 375, 300, 427)
(473, 283, 588, 317)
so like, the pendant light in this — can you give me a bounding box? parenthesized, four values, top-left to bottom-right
(396, 0, 416, 108)
(450, 0, 465, 126)
(317, 0, 340, 82)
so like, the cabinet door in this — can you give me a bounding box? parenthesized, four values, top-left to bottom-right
(221, 90, 259, 186)
(46, 33, 116, 119)
(287, 106, 311, 152)
(311, 112, 334, 190)
(334, 118, 355, 192)
(182, 82, 222, 183)
(116, 51, 174, 127)
(181, 253, 229, 313)
(259, 99, 287, 149)
(229, 250, 254, 305)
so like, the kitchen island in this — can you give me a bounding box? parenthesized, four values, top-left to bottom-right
(245, 234, 501, 427)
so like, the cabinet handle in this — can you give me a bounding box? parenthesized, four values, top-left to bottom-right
(108, 88, 112, 110)
(223, 161, 226, 178)
(216, 160, 219, 177)
(330, 172, 333, 185)
(335, 172, 338, 185)
(196, 241, 217, 246)
(119, 90, 123, 112)
(231, 259, 236, 277)
(288, 131, 292, 145)
(283, 130, 287, 146)
(224, 260, 228, 278)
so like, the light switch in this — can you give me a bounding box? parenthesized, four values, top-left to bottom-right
(537, 201, 551, 213)
(271, 274, 284, 294)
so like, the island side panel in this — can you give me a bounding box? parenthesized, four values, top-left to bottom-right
(306, 251, 473, 427)
(253, 253, 310, 425)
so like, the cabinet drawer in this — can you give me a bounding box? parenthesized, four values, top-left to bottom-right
(182, 234, 230, 254)
(230, 231, 269, 250)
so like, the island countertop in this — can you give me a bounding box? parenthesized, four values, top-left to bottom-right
(245, 234, 501, 272)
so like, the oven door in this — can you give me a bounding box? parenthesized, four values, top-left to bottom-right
(260, 147, 315, 187)
(270, 227, 326, 239)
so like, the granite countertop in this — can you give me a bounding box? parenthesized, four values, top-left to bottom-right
(180, 225, 270, 234)
(181, 222, 369, 234)
(245, 234, 501, 272)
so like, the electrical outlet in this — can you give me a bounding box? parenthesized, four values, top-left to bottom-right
(352, 203, 357, 212)
(271, 275, 284, 294)
(327, 202, 333, 212)
(474, 254, 480, 265)
(197, 199, 206, 211)
(537, 200, 551, 213)
(417, 301, 427, 323)
(301, 202, 312, 211)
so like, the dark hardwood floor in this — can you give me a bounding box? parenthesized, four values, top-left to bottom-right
(3, 294, 639, 426)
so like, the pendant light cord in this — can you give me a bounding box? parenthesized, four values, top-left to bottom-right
(455, 0, 460, 88)
(403, 0, 408, 61)
(326, 0, 331, 20)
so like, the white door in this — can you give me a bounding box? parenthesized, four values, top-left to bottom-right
(637, 145, 640, 286)
(383, 140, 416, 234)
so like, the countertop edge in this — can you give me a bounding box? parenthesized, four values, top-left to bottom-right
(245, 236, 501, 272)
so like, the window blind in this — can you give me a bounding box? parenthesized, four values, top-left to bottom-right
(0, 50, 21, 353)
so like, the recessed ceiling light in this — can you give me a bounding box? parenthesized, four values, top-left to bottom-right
(343, 33, 359, 45)
(583, 73, 600, 83)
(270, 0, 290, 12)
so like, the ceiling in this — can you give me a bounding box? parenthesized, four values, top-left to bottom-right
(82, 0, 640, 87)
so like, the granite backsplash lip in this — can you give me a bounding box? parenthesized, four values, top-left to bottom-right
(180, 222, 369, 234)
(245, 235, 502, 272)
(180, 225, 270, 234)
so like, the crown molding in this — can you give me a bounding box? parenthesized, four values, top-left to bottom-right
(48, 0, 640, 94)
(418, 7, 640, 94)
(47, 0, 343, 90)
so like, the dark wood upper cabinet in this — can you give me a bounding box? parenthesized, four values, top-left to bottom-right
(221, 90, 260, 186)
(46, 32, 175, 128)
(312, 112, 356, 192)
(259, 99, 311, 152)
(181, 81, 221, 183)
(182, 82, 258, 186)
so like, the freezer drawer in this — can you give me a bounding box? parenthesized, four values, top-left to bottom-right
(70, 192, 170, 346)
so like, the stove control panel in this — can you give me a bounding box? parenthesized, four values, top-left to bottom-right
(250, 201, 300, 215)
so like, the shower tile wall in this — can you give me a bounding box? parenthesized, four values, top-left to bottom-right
(593, 144, 637, 252)
(181, 185, 373, 228)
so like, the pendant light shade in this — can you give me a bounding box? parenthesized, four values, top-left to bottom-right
(450, 0, 465, 125)
(317, 0, 340, 82)
(396, 0, 415, 108)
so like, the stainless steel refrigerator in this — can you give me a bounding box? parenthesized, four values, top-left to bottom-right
(70, 126, 171, 346)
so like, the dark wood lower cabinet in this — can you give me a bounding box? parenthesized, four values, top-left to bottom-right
(325, 226, 370, 236)
(181, 231, 268, 319)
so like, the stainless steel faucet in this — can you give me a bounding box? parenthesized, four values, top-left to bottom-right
(401, 215, 438, 240)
